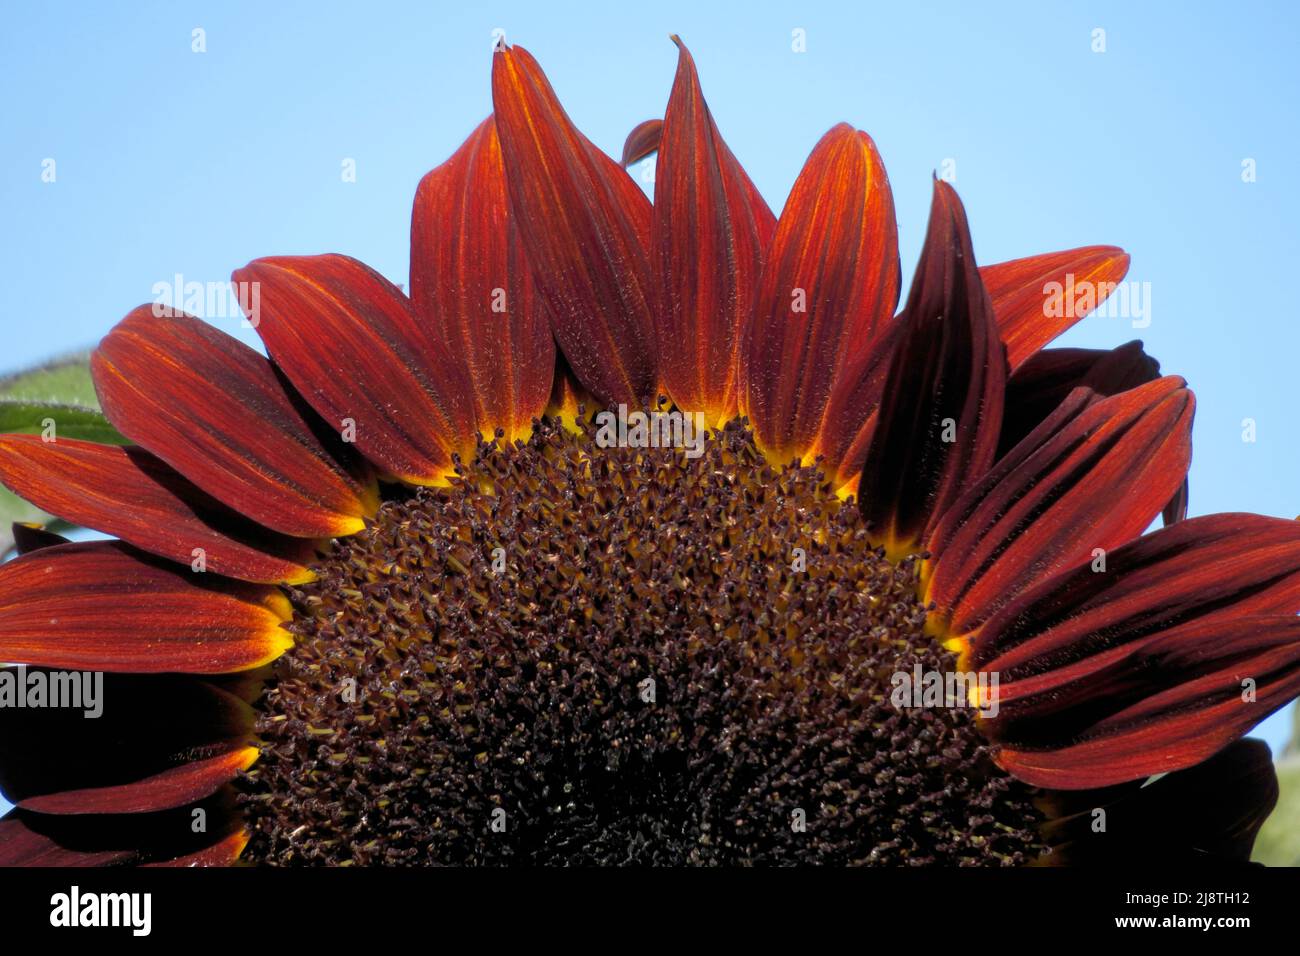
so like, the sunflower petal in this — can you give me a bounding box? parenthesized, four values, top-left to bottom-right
(967, 513, 1300, 787)
(0, 794, 243, 866)
(1036, 738, 1278, 864)
(998, 340, 1162, 456)
(813, 320, 902, 492)
(969, 513, 1300, 671)
(92, 307, 374, 537)
(992, 615, 1300, 789)
(655, 38, 776, 427)
(1164, 479, 1190, 525)
(0, 541, 292, 673)
(10, 522, 68, 554)
(235, 254, 476, 486)
(927, 376, 1194, 637)
(21, 748, 257, 816)
(410, 117, 555, 444)
(0, 674, 254, 814)
(492, 44, 658, 406)
(741, 123, 899, 467)
(620, 118, 663, 167)
(980, 245, 1131, 369)
(857, 180, 1004, 557)
(144, 828, 249, 867)
(0, 812, 134, 866)
(0, 436, 316, 584)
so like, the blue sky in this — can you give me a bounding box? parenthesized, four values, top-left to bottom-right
(1, 0, 1298, 820)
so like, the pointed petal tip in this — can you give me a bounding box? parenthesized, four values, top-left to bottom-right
(492, 41, 658, 407)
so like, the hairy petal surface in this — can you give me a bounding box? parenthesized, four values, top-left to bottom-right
(92, 307, 374, 537)
(969, 514, 1300, 788)
(236, 254, 477, 486)
(927, 376, 1194, 637)
(492, 44, 658, 406)
(0, 541, 292, 674)
(857, 181, 1004, 557)
(655, 37, 776, 427)
(742, 124, 899, 467)
(0, 436, 316, 584)
(980, 245, 1131, 369)
(411, 117, 555, 443)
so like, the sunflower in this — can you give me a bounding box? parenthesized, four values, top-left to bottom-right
(0, 39, 1296, 867)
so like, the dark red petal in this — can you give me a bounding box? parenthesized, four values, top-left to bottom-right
(0, 436, 316, 584)
(10, 523, 69, 554)
(655, 38, 776, 427)
(0, 795, 243, 867)
(969, 513, 1300, 671)
(22, 748, 256, 816)
(0, 541, 292, 674)
(993, 615, 1300, 789)
(0, 813, 133, 866)
(814, 319, 902, 492)
(620, 118, 663, 167)
(1037, 738, 1278, 864)
(741, 124, 899, 467)
(92, 307, 375, 537)
(411, 117, 556, 443)
(0, 674, 254, 814)
(144, 828, 248, 867)
(1163, 479, 1190, 526)
(926, 376, 1194, 637)
(857, 180, 1005, 557)
(980, 245, 1131, 369)
(235, 254, 477, 485)
(998, 340, 1162, 456)
(492, 44, 658, 407)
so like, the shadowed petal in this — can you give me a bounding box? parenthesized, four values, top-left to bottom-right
(857, 180, 1004, 558)
(144, 828, 248, 867)
(0, 674, 255, 814)
(1036, 738, 1278, 864)
(998, 340, 1162, 456)
(411, 117, 556, 444)
(92, 307, 375, 538)
(813, 319, 902, 492)
(980, 245, 1131, 369)
(620, 118, 663, 167)
(0, 541, 292, 673)
(968, 513, 1300, 670)
(0, 436, 317, 584)
(964, 513, 1300, 787)
(741, 124, 899, 467)
(992, 615, 1300, 789)
(10, 523, 69, 554)
(0, 813, 133, 866)
(1164, 479, 1190, 526)
(492, 44, 658, 406)
(23, 749, 257, 817)
(656, 37, 776, 427)
(927, 376, 1194, 638)
(235, 254, 477, 486)
(0, 794, 243, 866)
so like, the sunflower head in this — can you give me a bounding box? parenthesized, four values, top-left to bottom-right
(0, 38, 1296, 867)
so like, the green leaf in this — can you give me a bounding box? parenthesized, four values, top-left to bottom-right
(0, 352, 127, 555)
(0, 353, 103, 406)
(1252, 757, 1300, 866)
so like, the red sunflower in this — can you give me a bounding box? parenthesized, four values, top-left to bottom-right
(0, 40, 1294, 866)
